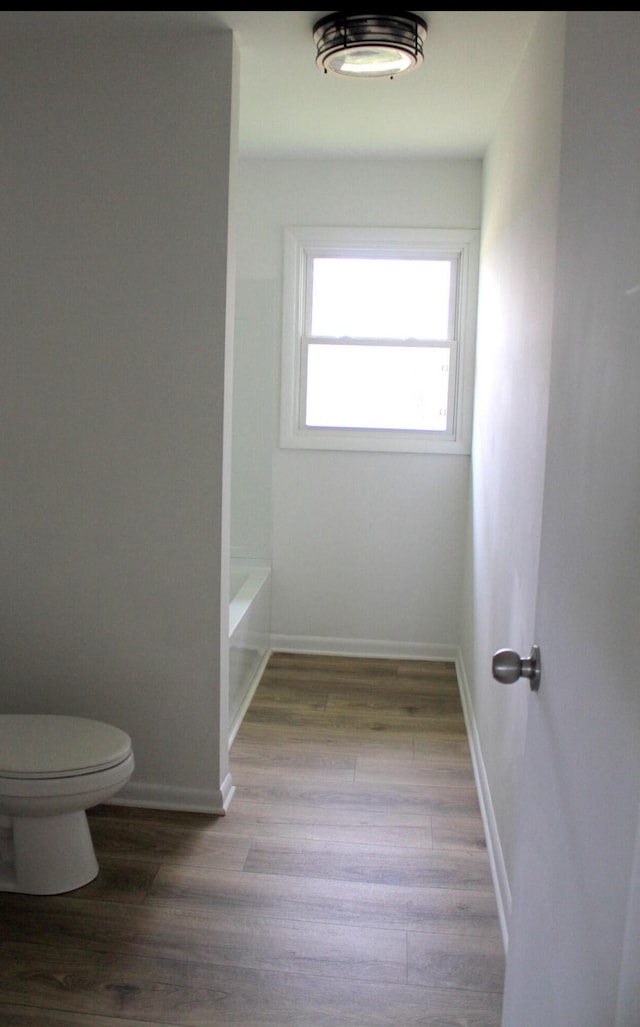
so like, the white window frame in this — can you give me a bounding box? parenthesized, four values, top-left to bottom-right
(280, 226, 479, 455)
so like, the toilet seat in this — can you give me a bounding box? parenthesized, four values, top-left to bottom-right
(0, 713, 134, 894)
(0, 715, 132, 779)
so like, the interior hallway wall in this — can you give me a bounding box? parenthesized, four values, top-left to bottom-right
(458, 10, 566, 931)
(235, 158, 481, 656)
(1, 20, 238, 812)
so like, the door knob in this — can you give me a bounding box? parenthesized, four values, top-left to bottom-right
(492, 645, 541, 691)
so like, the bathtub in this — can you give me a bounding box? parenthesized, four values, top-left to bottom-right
(228, 562, 271, 743)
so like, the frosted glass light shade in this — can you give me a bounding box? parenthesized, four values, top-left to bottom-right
(313, 12, 428, 79)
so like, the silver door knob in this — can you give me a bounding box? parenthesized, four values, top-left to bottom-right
(492, 645, 541, 691)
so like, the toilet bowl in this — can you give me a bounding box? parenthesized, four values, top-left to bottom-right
(0, 714, 134, 895)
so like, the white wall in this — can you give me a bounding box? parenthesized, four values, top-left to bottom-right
(503, 12, 640, 1022)
(458, 11, 566, 929)
(1, 21, 238, 812)
(231, 278, 276, 561)
(235, 159, 481, 656)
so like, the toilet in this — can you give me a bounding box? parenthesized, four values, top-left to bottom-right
(0, 714, 134, 895)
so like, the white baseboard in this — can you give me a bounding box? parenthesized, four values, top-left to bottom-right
(455, 647, 511, 951)
(111, 772, 235, 816)
(270, 633, 458, 663)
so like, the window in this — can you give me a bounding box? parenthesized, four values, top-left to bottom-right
(280, 227, 479, 454)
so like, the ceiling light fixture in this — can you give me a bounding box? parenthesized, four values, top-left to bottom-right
(313, 11, 427, 79)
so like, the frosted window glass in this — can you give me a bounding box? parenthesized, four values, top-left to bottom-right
(311, 258, 451, 340)
(306, 344, 450, 432)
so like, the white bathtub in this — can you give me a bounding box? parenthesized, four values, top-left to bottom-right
(228, 562, 271, 743)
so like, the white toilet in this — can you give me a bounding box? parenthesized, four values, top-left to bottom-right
(0, 714, 134, 895)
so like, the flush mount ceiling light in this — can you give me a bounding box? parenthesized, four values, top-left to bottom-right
(313, 11, 427, 79)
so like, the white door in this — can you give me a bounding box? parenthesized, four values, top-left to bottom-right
(501, 13, 640, 1026)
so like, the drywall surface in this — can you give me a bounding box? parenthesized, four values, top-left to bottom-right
(2, 21, 237, 810)
(459, 10, 565, 908)
(236, 158, 481, 654)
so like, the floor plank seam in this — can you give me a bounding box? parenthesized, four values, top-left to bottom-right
(0, 651, 504, 1025)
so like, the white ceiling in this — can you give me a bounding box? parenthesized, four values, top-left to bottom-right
(3, 10, 541, 160)
(209, 10, 541, 160)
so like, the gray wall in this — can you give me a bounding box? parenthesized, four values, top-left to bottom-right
(2, 21, 238, 811)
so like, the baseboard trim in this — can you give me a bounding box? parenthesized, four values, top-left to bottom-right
(111, 774, 235, 816)
(270, 634, 457, 663)
(454, 647, 511, 951)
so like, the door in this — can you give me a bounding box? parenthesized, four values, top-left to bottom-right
(501, 13, 640, 1026)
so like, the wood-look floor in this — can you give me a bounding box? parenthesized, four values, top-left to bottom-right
(0, 652, 504, 1026)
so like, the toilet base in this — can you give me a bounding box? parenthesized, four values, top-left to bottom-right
(0, 810, 99, 895)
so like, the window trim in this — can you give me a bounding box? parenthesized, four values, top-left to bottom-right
(280, 226, 479, 455)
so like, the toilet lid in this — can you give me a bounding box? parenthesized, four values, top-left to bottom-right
(0, 715, 132, 779)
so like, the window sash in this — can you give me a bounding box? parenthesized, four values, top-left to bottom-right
(301, 249, 460, 438)
(280, 226, 479, 454)
(300, 336, 458, 437)
(306, 255, 458, 342)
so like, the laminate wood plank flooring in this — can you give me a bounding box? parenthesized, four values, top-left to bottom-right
(0, 652, 505, 1025)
